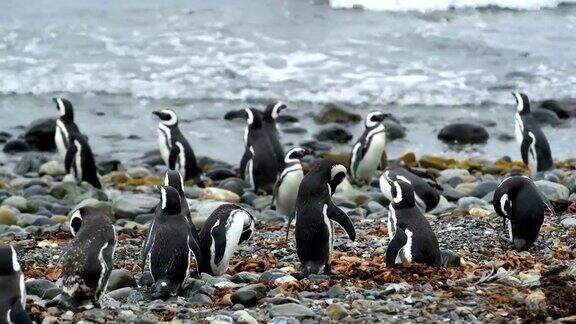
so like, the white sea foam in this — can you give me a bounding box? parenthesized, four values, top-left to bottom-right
(329, 0, 576, 11)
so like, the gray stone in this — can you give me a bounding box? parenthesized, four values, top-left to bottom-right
(112, 194, 158, 220)
(326, 303, 349, 320)
(314, 104, 361, 125)
(327, 284, 346, 299)
(269, 303, 315, 317)
(0, 206, 18, 225)
(39, 161, 66, 177)
(233, 310, 258, 324)
(438, 123, 489, 144)
(2, 196, 28, 212)
(314, 126, 353, 143)
(23, 185, 48, 198)
(18, 214, 56, 227)
(231, 283, 267, 307)
(251, 196, 273, 210)
(0, 225, 28, 238)
(471, 182, 499, 198)
(108, 287, 133, 301)
(188, 293, 213, 306)
(26, 279, 58, 298)
(441, 186, 467, 202)
(535, 180, 570, 201)
(107, 269, 136, 291)
(230, 272, 260, 284)
(561, 217, 576, 228)
(457, 197, 488, 209)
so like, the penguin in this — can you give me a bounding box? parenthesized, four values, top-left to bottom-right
(224, 108, 281, 193)
(153, 109, 205, 186)
(512, 92, 553, 176)
(292, 159, 356, 277)
(141, 186, 200, 299)
(0, 245, 32, 324)
(60, 206, 116, 309)
(273, 147, 310, 219)
(350, 112, 387, 184)
(263, 101, 288, 169)
(198, 204, 255, 276)
(53, 97, 81, 159)
(379, 166, 442, 213)
(64, 133, 102, 189)
(492, 175, 553, 251)
(384, 171, 459, 267)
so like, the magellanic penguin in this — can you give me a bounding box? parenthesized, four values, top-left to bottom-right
(292, 159, 356, 277)
(153, 109, 205, 186)
(263, 102, 288, 169)
(350, 112, 387, 184)
(379, 166, 442, 213)
(141, 186, 201, 300)
(198, 204, 255, 276)
(224, 108, 281, 193)
(493, 175, 553, 251)
(60, 206, 116, 310)
(273, 147, 310, 219)
(512, 92, 553, 176)
(53, 97, 81, 159)
(64, 133, 102, 189)
(0, 245, 32, 324)
(384, 172, 460, 267)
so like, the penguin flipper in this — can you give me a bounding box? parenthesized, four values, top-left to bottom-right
(187, 233, 202, 278)
(9, 298, 32, 324)
(520, 135, 531, 165)
(326, 203, 356, 241)
(386, 228, 408, 266)
(168, 145, 181, 170)
(211, 224, 228, 266)
(350, 142, 365, 180)
(64, 143, 77, 174)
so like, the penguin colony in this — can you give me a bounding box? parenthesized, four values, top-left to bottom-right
(1, 92, 560, 318)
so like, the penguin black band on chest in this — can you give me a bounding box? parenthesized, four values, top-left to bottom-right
(264, 101, 288, 169)
(350, 111, 388, 184)
(0, 245, 31, 324)
(493, 175, 553, 251)
(153, 109, 205, 186)
(380, 166, 441, 213)
(292, 159, 356, 277)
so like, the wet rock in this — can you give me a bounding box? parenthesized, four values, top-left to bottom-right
(23, 185, 48, 198)
(300, 140, 331, 152)
(3, 139, 31, 153)
(457, 197, 489, 209)
(208, 314, 233, 324)
(282, 127, 307, 134)
(2, 196, 28, 212)
(207, 168, 237, 181)
(98, 159, 123, 174)
(134, 213, 155, 224)
(327, 284, 346, 299)
(200, 188, 241, 203)
(231, 284, 267, 307)
(188, 293, 213, 306)
(0, 131, 11, 143)
(233, 310, 258, 324)
(539, 99, 572, 119)
(230, 272, 260, 284)
(441, 185, 467, 202)
(471, 181, 499, 198)
(112, 194, 158, 220)
(531, 109, 561, 126)
(384, 120, 406, 141)
(0, 225, 27, 238)
(326, 303, 349, 320)
(269, 303, 315, 317)
(314, 126, 353, 143)
(333, 188, 371, 206)
(437, 123, 489, 144)
(0, 206, 18, 225)
(218, 178, 248, 197)
(561, 217, 576, 228)
(259, 270, 297, 286)
(26, 278, 58, 298)
(18, 214, 56, 227)
(107, 269, 137, 291)
(535, 180, 569, 200)
(39, 161, 66, 177)
(251, 196, 272, 210)
(22, 118, 56, 151)
(14, 153, 49, 175)
(108, 287, 133, 301)
(314, 104, 361, 125)
(190, 201, 227, 229)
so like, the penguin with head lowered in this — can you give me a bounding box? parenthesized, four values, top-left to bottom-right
(198, 204, 255, 276)
(142, 186, 201, 299)
(493, 175, 553, 251)
(273, 147, 310, 220)
(60, 206, 116, 309)
(384, 171, 460, 267)
(292, 159, 356, 277)
(65, 133, 102, 189)
(153, 109, 205, 187)
(263, 101, 288, 169)
(380, 165, 442, 213)
(0, 245, 32, 324)
(225, 108, 281, 193)
(350, 112, 388, 184)
(53, 97, 81, 159)
(512, 92, 553, 176)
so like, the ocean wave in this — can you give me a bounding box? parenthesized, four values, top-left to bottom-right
(329, 0, 576, 12)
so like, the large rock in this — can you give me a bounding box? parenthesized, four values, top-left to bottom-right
(531, 109, 562, 126)
(22, 118, 57, 151)
(112, 194, 159, 220)
(39, 161, 66, 177)
(107, 269, 137, 291)
(314, 126, 353, 143)
(231, 283, 267, 307)
(384, 120, 406, 141)
(26, 278, 58, 298)
(200, 188, 240, 203)
(535, 180, 569, 201)
(539, 100, 572, 119)
(14, 153, 49, 175)
(438, 123, 489, 145)
(0, 206, 18, 225)
(3, 139, 31, 154)
(2, 196, 28, 212)
(314, 104, 361, 125)
(269, 303, 315, 317)
(190, 201, 227, 229)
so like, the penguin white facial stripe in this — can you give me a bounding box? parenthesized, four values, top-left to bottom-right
(74, 140, 83, 181)
(365, 112, 382, 128)
(500, 194, 509, 217)
(403, 229, 414, 261)
(161, 187, 167, 210)
(506, 219, 513, 242)
(379, 174, 392, 201)
(396, 175, 412, 185)
(272, 102, 284, 119)
(285, 148, 303, 163)
(57, 98, 66, 116)
(514, 92, 524, 112)
(330, 164, 347, 181)
(10, 246, 20, 272)
(160, 109, 178, 126)
(365, 123, 386, 143)
(280, 163, 302, 180)
(245, 108, 254, 125)
(70, 210, 83, 237)
(393, 181, 403, 203)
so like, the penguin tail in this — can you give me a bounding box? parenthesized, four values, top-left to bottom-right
(513, 237, 530, 252)
(152, 279, 178, 301)
(299, 261, 323, 278)
(439, 250, 461, 268)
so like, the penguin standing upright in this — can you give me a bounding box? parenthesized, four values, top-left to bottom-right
(224, 108, 281, 193)
(273, 147, 310, 220)
(53, 97, 81, 159)
(379, 166, 442, 213)
(512, 92, 553, 176)
(142, 186, 200, 299)
(198, 204, 255, 276)
(263, 101, 288, 169)
(384, 171, 459, 267)
(292, 159, 356, 277)
(0, 245, 32, 324)
(153, 109, 205, 186)
(163, 170, 201, 244)
(60, 206, 116, 309)
(350, 112, 387, 184)
(64, 133, 102, 189)
(493, 175, 553, 251)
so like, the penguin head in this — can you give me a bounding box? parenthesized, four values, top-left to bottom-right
(315, 160, 347, 194)
(0, 245, 20, 276)
(224, 108, 263, 129)
(384, 170, 416, 208)
(160, 186, 182, 215)
(164, 170, 185, 195)
(153, 109, 178, 126)
(69, 209, 84, 237)
(265, 101, 287, 121)
(365, 111, 386, 128)
(284, 147, 310, 163)
(69, 206, 112, 236)
(53, 97, 74, 121)
(512, 92, 530, 114)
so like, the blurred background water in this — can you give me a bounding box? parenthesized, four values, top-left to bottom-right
(0, 0, 575, 168)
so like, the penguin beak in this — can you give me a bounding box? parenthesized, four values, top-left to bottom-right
(224, 109, 248, 120)
(152, 111, 162, 118)
(278, 103, 287, 112)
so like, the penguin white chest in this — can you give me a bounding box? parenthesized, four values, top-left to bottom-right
(514, 113, 524, 145)
(356, 133, 386, 181)
(277, 170, 303, 216)
(73, 141, 83, 181)
(209, 210, 250, 276)
(157, 126, 171, 165)
(55, 120, 68, 158)
(175, 142, 187, 178)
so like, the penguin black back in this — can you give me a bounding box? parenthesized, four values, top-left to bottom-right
(53, 97, 81, 158)
(64, 133, 102, 189)
(263, 102, 287, 169)
(380, 166, 441, 212)
(0, 245, 31, 324)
